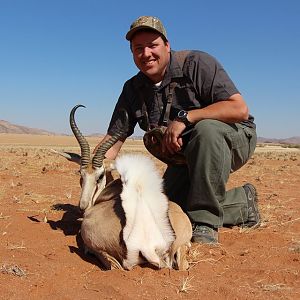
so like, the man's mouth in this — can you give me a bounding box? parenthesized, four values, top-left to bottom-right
(143, 60, 156, 67)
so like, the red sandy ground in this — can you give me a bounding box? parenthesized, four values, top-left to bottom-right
(0, 135, 299, 299)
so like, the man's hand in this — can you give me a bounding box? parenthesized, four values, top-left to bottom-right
(162, 120, 186, 154)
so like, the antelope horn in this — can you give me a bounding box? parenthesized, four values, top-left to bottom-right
(92, 109, 129, 168)
(70, 104, 91, 167)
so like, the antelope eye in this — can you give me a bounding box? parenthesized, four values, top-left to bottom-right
(97, 173, 104, 182)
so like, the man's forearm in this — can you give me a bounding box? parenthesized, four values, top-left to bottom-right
(187, 94, 249, 124)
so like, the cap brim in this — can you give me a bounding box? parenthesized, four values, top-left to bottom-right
(125, 26, 163, 41)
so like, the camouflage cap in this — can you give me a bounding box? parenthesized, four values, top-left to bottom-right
(126, 16, 167, 41)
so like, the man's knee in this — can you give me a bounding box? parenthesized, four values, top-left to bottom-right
(191, 119, 227, 142)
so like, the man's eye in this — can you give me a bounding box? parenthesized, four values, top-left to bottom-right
(135, 47, 143, 53)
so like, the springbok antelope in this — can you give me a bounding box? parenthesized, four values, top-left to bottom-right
(53, 105, 192, 270)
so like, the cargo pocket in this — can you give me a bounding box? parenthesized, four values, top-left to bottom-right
(226, 125, 257, 172)
(243, 126, 257, 158)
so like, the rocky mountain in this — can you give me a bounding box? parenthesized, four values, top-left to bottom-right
(0, 120, 55, 135)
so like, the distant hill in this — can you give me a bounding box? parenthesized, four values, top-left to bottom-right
(0, 119, 299, 143)
(257, 136, 300, 145)
(0, 120, 55, 135)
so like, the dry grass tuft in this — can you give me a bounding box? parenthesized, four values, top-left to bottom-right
(6, 241, 26, 250)
(288, 241, 300, 253)
(0, 213, 10, 220)
(261, 283, 291, 292)
(177, 276, 195, 294)
(187, 244, 227, 269)
(0, 264, 27, 277)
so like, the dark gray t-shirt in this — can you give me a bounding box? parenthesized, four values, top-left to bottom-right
(108, 50, 255, 137)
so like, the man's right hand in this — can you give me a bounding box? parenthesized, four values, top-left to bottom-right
(162, 120, 186, 154)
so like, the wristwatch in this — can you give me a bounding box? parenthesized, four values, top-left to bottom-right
(175, 110, 193, 127)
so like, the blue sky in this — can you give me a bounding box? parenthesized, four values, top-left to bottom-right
(0, 0, 299, 138)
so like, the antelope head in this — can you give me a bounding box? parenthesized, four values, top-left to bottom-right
(53, 104, 127, 211)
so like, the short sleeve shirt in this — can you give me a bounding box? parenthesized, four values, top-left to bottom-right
(107, 50, 255, 137)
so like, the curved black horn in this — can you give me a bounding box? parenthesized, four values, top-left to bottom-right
(70, 104, 90, 167)
(92, 109, 129, 168)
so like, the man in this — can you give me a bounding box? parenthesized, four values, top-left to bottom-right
(98, 16, 260, 244)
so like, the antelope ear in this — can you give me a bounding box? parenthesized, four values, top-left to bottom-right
(51, 149, 81, 165)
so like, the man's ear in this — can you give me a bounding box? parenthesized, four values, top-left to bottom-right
(165, 40, 171, 51)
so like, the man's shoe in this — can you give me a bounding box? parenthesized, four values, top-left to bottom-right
(242, 183, 261, 227)
(192, 224, 218, 244)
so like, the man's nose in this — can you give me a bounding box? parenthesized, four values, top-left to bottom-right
(142, 47, 151, 57)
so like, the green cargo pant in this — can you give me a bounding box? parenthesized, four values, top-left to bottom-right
(163, 119, 257, 228)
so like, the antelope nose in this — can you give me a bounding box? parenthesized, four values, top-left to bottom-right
(79, 202, 88, 211)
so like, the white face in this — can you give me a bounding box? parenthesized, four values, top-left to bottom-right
(79, 166, 106, 211)
(53, 149, 108, 211)
(131, 31, 171, 83)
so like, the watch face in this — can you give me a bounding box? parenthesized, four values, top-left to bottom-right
(178, 110, 187, 118)
(176, 110, 192, 127)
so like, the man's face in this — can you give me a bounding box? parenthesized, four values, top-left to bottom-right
(131, 31, 170, 83)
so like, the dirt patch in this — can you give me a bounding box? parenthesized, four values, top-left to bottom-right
(0, 135, 299, 299)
